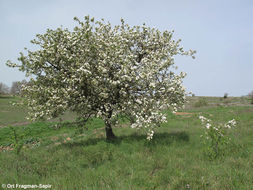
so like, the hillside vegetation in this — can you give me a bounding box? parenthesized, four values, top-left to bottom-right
(0, 95, 253, 189)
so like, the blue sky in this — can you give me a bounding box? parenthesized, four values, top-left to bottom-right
(0, 0, 252, 96)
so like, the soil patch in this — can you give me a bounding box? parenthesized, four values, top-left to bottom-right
(174, 112, 193, 116)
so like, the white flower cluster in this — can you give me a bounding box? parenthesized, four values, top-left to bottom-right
(7, 16, 195, 139)
(224, 119, 237, 129)
(199, 115, 237, 159)
(199, 116, 211, 129)
(199, 116, 236, 130)
(147, 129, 154, 140)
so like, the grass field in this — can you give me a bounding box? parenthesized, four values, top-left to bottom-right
(0, 95, 253, 189)
(0, 96, 28, 127)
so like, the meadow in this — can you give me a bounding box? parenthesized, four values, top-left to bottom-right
(0, 95, 253, 189)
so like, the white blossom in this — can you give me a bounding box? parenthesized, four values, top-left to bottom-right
(206, 123, 211, 129)
(7, 16, 195, 139)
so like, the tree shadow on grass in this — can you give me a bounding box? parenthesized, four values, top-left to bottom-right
(0, 95, 13, 99)
(62, 131, 189, 148)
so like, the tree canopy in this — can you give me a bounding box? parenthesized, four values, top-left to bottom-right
(7, 16, 195, 140)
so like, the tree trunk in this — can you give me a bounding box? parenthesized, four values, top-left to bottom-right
(105, 122, 116, 140)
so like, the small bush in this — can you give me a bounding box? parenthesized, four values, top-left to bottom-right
(194, 98, 208, 107)
(223, 93, 228, 99)
(199, 116, 236, 160)
(248, 91, 253, 104)
(10, 127, 24, 155)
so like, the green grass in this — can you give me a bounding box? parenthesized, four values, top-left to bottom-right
(185, 96, 252, 109)
(0, 96, 253, 189)
(0, 95, 28, 126)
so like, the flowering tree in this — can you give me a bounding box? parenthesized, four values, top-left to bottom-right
(199, 116, 236, 159)
(7, 16, 195, 140)
(10, 80, 27, 95)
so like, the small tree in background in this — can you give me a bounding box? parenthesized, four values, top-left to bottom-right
(223, 93, 228, 99)
(10, 80, 27, 95)
(248, 91, 253, 104)
(0, 82, 9, 95)
(7, 16, 195, 140)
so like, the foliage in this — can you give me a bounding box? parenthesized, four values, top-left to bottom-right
(223, 93, 228, 99)
(1, 105, 253, 189)
(9, 127, 25, 155)
(10, 80, 27, 95)
(194, 98, 208, 107)
(248, 91, 253, 97)
(199, 115, 236, 160)
(7, 16, 195, 139)
(0, 96, 29, 126)
(248, 91, 253, 104)
(0, 82, 9, 94)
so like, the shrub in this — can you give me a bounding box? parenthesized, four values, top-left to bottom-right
(248, 91, 253, 104)
(194, 98, 208, 107)
(199, 116, 236, 160)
